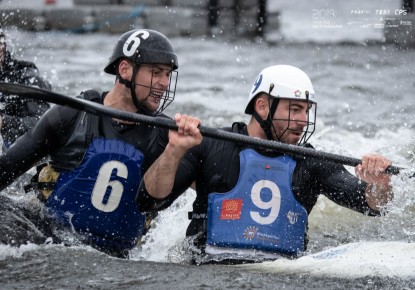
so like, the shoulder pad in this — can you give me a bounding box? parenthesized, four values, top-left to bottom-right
(230, 122, 246, 134)
(79, 90, 102, 102)
(15, 60, 38, 70)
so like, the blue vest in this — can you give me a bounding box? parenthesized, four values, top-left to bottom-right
(207, 148, 307, 256)
(46, 137, 145, 251)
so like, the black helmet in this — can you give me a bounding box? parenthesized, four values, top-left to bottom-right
(104, 29, 178, 75)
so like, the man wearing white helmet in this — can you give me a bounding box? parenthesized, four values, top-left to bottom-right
(244, 65, 317, 145)
(138, 65, 393, 264)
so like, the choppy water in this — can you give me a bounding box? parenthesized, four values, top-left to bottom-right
(1, 1, 415, 289)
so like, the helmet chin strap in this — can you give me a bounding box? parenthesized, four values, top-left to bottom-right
(252, 84, 279, 141)
(116, 63, 154, 115)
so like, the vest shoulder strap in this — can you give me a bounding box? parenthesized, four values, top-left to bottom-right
(79, 90, 102, 102)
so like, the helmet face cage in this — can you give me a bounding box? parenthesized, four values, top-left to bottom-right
(269, 98, 317, 145)
(129, 59, 178, 115)
(143, 67, 178, 115)
(131, 49, 178, 115)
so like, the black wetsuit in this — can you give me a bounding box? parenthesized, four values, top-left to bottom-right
(0, 51, 51, 146)
(138, 122, 380, 259)
(0, 90, 169, 257)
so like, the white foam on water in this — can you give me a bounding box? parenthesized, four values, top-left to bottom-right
(0, 243, 43, 260)
(131, 189, 196, 263)
(243, 241, 415, 279)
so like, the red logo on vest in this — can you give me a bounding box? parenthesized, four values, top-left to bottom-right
(220, 199, 243, 220)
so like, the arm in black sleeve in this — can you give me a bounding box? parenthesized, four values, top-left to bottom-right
(1, 100, 50, 144)
(21, 65, 52, 91)
(138, 143, 202, 212)
(137, 182, 173, 212)
(0, 64, 51, 144)
(11, 59, 52, 91)
(310, 159, 380, 216)
(0, 105, 78, 191)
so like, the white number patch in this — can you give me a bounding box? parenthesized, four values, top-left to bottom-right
(91, 161, 128, 212)
(123, 30, 150, 57)
(250, 180, 281, 225)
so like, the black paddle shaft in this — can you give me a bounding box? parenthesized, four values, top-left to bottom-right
(0, 82, 403, 175)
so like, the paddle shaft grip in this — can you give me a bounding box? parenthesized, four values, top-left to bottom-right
(0, 82, 404, 175)
(197, 125, 402, 175)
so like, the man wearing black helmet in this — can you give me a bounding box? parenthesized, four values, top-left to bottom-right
(138, 65, 393, 264)
(0, 29, 202, 258)
(0, 26, 51, 149)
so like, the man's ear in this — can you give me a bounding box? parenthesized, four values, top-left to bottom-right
(117, 59, 132, 79)
(254, 94, 269, 119)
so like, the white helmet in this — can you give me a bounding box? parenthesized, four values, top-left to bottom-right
(245, 65, 316, 114)
(245, 65, 317, 144)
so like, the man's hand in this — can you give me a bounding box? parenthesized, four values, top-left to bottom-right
(356, 153, 393, 210)
(166, 113, 202, 159)
(142, 113, 202, 200)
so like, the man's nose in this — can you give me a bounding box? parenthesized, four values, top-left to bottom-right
(159, 74, 170, 88)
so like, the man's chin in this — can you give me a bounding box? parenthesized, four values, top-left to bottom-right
(143, 100, 160, 110)
(287, 136, 301, 145)
(150, 105, 160, 112)
(149, 101, 161, 111)
(138, 104, 158, 114)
